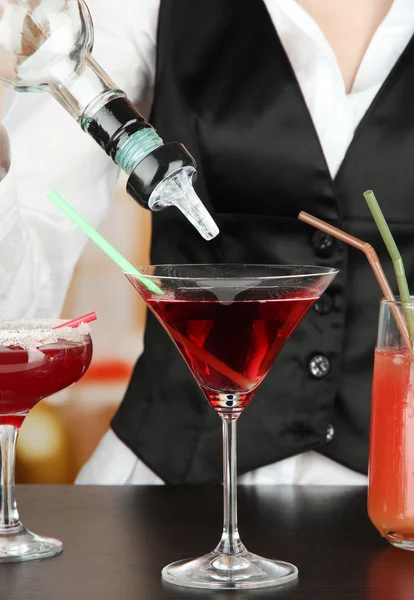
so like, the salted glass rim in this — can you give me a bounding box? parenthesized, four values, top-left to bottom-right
(125, 263, 339, 282)
(0, 319, 89, 330)
(0, 319, 91, 349)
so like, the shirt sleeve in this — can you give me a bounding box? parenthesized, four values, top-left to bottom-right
(0, 0, 160, 319)
(87, 0, 160, 113)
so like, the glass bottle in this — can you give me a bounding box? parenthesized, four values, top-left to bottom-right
(0, 0, 218, 240)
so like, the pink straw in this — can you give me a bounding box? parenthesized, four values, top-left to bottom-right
(53, 312, 97, 330)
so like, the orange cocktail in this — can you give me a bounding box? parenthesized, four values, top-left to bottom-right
(368, 298, 414, 550)
(369, 350, 414, 547)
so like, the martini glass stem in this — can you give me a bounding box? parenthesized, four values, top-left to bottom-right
(215, 417, 245, 555)
(0, 425, 21, 532)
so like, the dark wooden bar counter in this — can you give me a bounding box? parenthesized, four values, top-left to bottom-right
(2, 485, 408, 599)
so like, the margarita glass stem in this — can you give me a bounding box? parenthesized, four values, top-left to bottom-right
(0, 425, 21, 533)
(215, 417, 245, 555)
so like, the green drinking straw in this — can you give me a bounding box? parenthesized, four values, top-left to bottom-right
(47, 191, 256, 388)
(363, 190, 414, 346)
(46, 190, 164, 296)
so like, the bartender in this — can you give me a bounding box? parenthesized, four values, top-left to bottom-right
(1, 0, 409, 485)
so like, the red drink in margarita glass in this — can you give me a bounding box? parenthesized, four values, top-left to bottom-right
(0, 341, 92, 428)
(0, 319, 92, 563)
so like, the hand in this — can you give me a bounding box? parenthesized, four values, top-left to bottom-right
(0, 125, 10, 181)
(0, 45, 17, 82)
(0, 86, 10, 181)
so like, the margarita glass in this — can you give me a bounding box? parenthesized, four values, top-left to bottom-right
(127, 264, 337, 589)
(0, 319, 92, 562)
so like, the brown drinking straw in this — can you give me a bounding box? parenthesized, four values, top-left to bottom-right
(298, 211, 411, 350)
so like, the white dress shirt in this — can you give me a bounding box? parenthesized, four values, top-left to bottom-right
(2, 0, 414, 485)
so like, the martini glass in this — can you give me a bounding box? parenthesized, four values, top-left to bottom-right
(126, 264, 337, 589)
(0, 319, 92, 562)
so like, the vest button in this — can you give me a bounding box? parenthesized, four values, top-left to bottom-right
(309, 354, 331, 378)
(326, 423, 335, 442)
(313, 293, 333, 315)
(311, 231, 335, 258)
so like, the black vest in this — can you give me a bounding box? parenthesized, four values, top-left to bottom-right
(111, 0, 414, 484)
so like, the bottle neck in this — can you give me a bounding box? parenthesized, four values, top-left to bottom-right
(48, 52, 159, 170)
(48, 53, 124, 123)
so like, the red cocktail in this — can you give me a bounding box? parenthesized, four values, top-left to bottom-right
(0, 319, 92, 562)
(0, 342, 92, 428)
(368, 299, 414, 550)
(143, 290, 317, 415)
(127, 264, 337, 589)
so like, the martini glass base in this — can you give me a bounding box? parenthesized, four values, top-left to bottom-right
(0, 526, 62, 562)
(162, 549, 298, 590)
